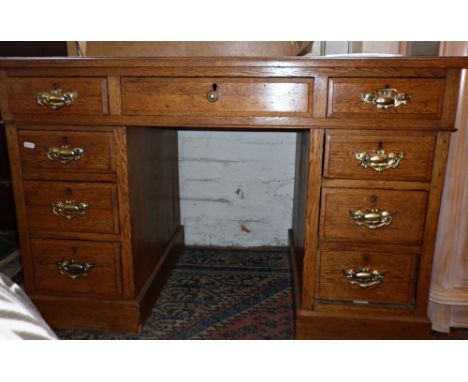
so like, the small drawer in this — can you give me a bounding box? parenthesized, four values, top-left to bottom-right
(31, 239, 121, 298)
(317, 250, 417, 305)
(327, 77, 445, 119)
(121, 77, 313, 117)
(18, 130, 116, 174)
(24, 181, 119, 234)
(324, 131, 436, 181)
(6, 77, 108, 115)
(319, 188, 428, 246)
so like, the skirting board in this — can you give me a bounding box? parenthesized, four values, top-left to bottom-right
(296, 310, 431, 340)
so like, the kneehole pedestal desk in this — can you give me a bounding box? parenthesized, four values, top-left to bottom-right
(1, 57, 467, 339)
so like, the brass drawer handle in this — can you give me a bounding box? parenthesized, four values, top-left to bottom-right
(46, 145, 85, 164)
(56, 259, 95, 280)
(342, 268, 385, 288)
(36, 85, 78, 110)
(361, 87, 411, 109)
(349, 208, 396, 229)
(207, 83, 219, 102)
(50, 200, 89, 220)
(355, 148, 404, 172)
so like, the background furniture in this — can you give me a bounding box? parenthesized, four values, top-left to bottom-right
(0, 56, 466, 338)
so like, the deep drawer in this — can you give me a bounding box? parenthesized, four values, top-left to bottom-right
(6, 77, 108, 115)
(319, 188, 428, 246)
(121, 77, 313, 117)
(24, 181, 119, 234)
(327, 77, 445, 119)
(18, 130, 116, 174)
(317, 250, 417, 305)
(31, 239, 122, 298)
(323, 131, 436, 181)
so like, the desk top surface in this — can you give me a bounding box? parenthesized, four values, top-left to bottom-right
(1, 56, 468, 69)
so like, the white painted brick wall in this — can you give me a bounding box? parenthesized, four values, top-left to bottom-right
(178, 131, 297, 247)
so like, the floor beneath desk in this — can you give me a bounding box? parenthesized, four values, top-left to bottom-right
(55, 247, 295, 340)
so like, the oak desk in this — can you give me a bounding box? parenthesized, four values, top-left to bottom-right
(1, 57, 467, 339)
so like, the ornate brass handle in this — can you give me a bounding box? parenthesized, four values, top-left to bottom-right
(361, 87, 411, 109)
(36, 85, 78, 110)
(207, 83, 219, 102)
(50, 200, 89, 220)
(46, 145, 85, 164)
(349, 208, 396, 229)
(342, 268, 385, 288)
(355, 149, 404, 172)
(56, 259, 95, 280)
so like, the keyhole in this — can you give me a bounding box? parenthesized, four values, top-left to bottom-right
(378, 141, 383, 149)
(212, 83, 217, 91)
(370, 195, 378, 203)
(363, 253, 370, 263)
(64, 187, 73, 196)
(72, 246, 77, 254)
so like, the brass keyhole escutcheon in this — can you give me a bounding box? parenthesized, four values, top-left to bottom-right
(207, 83, 219, 102)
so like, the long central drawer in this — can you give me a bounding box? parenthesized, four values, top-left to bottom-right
(121, 77, 313, 117)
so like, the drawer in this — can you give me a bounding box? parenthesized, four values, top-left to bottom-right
(6, 77, 108, 115)
(121, 77, 313, 117)
(24, 181, 119, 234)
(324, 131, 436, 181)
(327, 77, 445, 119)
(31, 239, 121, 297)
(18, 130, 116, 174)
(319, 188, 428, 245)
(317, 250, 417, 305)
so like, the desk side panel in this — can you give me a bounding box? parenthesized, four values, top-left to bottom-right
(291, 130, 310, 308)
(126, 127, 181, 295)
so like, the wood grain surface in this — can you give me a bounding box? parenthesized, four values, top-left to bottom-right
(18, 129, 116, 174)
(324, 130, 436, 181)
(121, 77, 313, 117)
(319, 188, 428, 246)
(31, 238, 122, 298)
(6, 77, 108, 115)
(327, 77, 445, 119)
(24, 180, 119, 234)
(317, 250, 417, 305)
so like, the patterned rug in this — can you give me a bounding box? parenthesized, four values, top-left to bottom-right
(55, 248, 294, 340)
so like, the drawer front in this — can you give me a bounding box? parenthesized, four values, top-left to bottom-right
(121, 77, 313, 116)
(324, 131, 436, 181)
(31, 239, 121, 297)
(18, 130, 116, 174)
(6, 77, 108, 115)
(328, 77, 445, 118)
(24, 181, 119, 234)
(319, 188, 428, 245)
(317, 250, 417, 305)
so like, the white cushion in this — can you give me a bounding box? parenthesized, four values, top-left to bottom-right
(0, 273, 57, 340)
